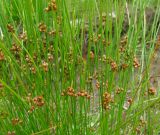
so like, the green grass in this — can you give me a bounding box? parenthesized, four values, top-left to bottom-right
(0, 0, 160, 134)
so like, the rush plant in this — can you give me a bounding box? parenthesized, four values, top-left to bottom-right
(0, 0, 160, 135)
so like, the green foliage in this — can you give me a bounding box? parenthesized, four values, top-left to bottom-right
(0, 0, 160, 134)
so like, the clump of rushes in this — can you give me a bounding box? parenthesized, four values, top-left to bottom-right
(1, 0, 160, 134)
(44, 0, 57, 12)
(102, 92, 113, 110)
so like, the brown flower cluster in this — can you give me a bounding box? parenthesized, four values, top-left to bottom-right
(48, 30, 56, 36)
(77, 90, 91, 99)
(120, 63, 128, 70)
(102, 12, 106, 25)
(0, 83, 3, 89)
(116, 87, 124, 94)
(96, 81, 100, 89)
(133, 57, 140, 68)
(61, 87, 91, 99)
(33, 96, 45, 107)
(90, 51, 94, 59)
(135, 117, 147, 134)
(25, 55, 32, 67)
(61, 87, 76, 97)
(38, 22, 47, 32)
(10, 43, 21, 55)
(7, 24, 15, 33)
(11, 117, 23, 126)
(48, 53, 54, 62)
(0, 50, 5, 61)
(19, 32, 27, 42)
(8, 131, 15, 135)
(119, 35, 127, 53)
(148, 87, 156, 95)
(45, 0, 57, 12)
(42, 61, 49, 72)
(28, 106, 35, 113)
(102, 92, 113, 110)
(110, 61, 118, 71)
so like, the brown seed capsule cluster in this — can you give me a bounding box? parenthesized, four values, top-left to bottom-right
(48, 30, 56, 36)
(28, 106, 35, 113)
(77, 90, 91, 99)
(102, 92, 113, 110)
(61, 87, 91, 99)
(7, 131, 15, 135)
(110, 61, 118, 71)
(0, 50, 5, 61)
(119, 35, 128, 53)
(0, 83, 3, 89)
(116, 87, 124, 94)
(139, 117, 147, 127)
(86, 76, 93, 84)
(19, 32, 27, 42)
(155, 35, 160, 51)
(102, 12, 106, 25)
(42, 61, 49, 72)
(135, 117, 147, 134)
(11, 118, 23, 126)
(26, 93, 32, 103)
(90, 51, 94, 59)
(7, 24, 15, 33)
(30, 67, 36, 74)
(120, 63, 128, 70)
(67, 48, 74, 63)
(133, 57, 140, 68)
(38, 22, 47, 32)
(127, 98, 133, 105)
(148, 87, 156, 95)
(57, 16, 62, 25)
(61, 87, 76, 97)
(48, 53, 54, 62)
(44, 0, 57, 12)
(25, 55, 36, 74)
(10, 43, 21, 55)
(96, 81, 100, 89)
(33, 96, 45, 107)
